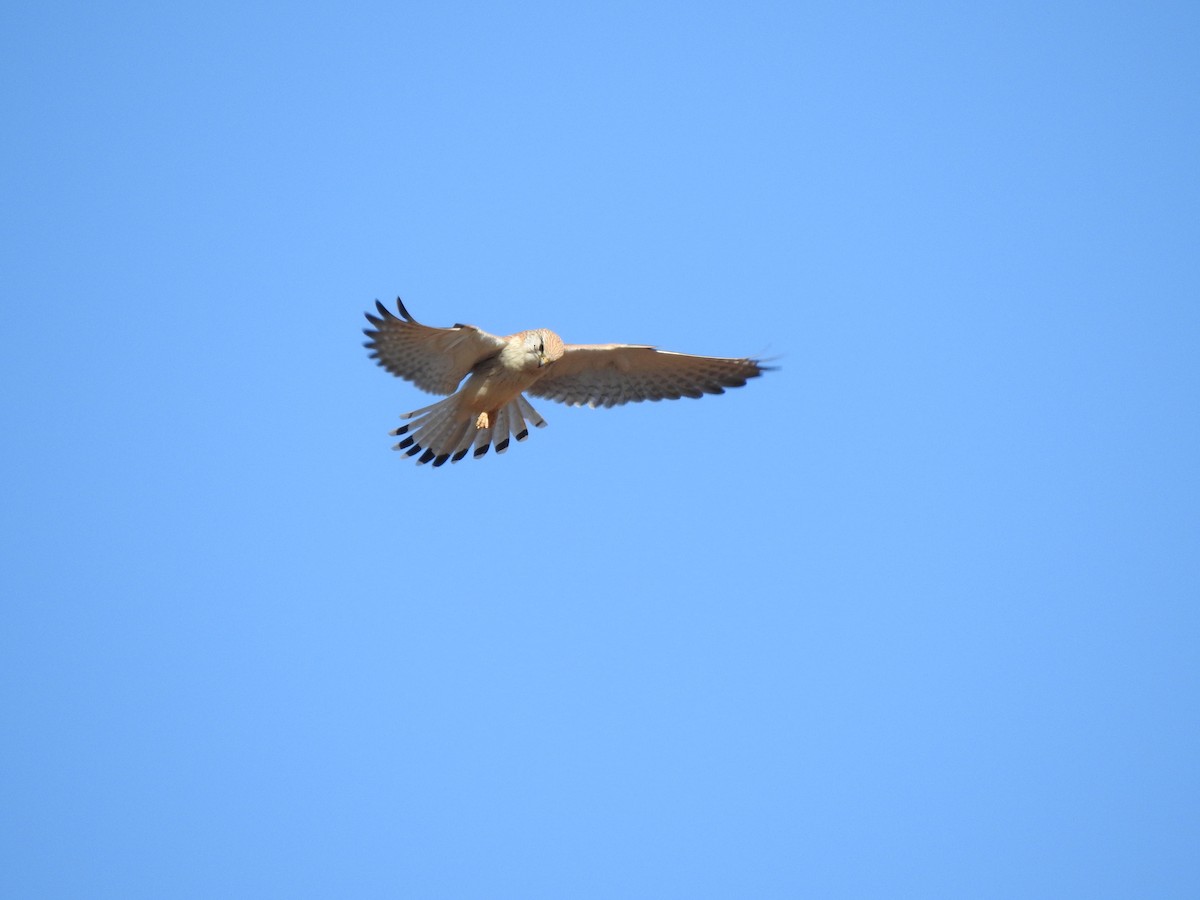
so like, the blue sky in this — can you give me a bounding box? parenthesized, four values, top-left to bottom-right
(2, 1, 1198, 897)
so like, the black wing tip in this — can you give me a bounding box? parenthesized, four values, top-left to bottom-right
(394, 296, 417, 322)
(366, 297, 417, 324)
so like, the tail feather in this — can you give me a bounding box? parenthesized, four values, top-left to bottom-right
(436, 419, 474, 467)
(418, 419, 459, 466)
(517, 395, 547, 430)
(471, 420, 493, 458)
(508, 402, 529, 443)
(399, 399, 444, 420)
(449, 419, 478, 463)
(419, 407, 468, 465)
(387, 393, 548, 466)
(390, 396, 464, 461)
(494, 405, 513, 454)
(390, 406, 438, 437)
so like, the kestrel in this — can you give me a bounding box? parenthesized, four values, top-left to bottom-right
(363, 297, 771, 466)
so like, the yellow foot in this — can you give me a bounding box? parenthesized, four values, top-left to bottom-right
(475, 412, 490, 430)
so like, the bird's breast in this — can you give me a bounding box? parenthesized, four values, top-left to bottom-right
(459, 361, 539, 412)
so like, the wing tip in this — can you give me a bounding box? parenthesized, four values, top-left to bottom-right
(394, 296, 417, 322)
(368, 297, 418, 324)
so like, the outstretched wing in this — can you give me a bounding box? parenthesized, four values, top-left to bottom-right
(528, 343, 769, 408)
(363, 298, 508, 395)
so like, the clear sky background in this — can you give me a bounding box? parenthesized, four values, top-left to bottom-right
(2, 1, 1198, 897)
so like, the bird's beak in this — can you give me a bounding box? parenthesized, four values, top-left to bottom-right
(538, 355, 547, 367)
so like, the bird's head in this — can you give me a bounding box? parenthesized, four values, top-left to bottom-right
(525, 329, 564, 368)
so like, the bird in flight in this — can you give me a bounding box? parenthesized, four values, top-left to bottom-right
(363, 297, 771, 466)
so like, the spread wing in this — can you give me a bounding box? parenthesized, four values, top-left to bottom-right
(528, 343, 769, 408)
(363, 298, 508, 395)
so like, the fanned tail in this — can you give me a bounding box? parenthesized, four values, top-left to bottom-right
(389, 394, 549, 466)
(389, 396, 472, 467)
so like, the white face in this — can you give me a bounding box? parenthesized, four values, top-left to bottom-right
(526, 332, 547, 366)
